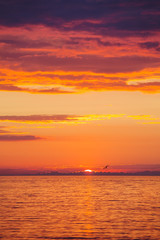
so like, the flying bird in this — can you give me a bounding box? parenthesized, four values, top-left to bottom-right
(103, 165, 109, 169)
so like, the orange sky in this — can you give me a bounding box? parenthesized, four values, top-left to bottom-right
(0, 1, 160, 172)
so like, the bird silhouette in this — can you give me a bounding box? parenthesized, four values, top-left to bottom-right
(103, 165, 109, 169)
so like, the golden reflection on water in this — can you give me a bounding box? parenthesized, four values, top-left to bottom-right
(0, 176, 160, 240)
(77, 177, 94, 235)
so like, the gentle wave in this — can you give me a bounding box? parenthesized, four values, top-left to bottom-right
(0, 176, 160, 240)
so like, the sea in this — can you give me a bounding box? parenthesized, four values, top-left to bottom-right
(0, 176, 159, 240)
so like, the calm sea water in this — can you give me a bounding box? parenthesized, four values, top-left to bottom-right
(0, 176, 159, 240)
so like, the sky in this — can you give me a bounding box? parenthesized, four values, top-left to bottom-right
(0, 0, 160, 172)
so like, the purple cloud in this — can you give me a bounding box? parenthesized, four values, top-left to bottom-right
(0, 0, 159, 36)
(139, 41, 160, 51)
(0, 134, 42, 141)
(0, 115, 79, 122)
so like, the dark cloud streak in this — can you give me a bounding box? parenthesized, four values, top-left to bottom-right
(139, 41, 160, 51)
(0, 114, 79, 122)
(0, 126, 42, 141)
(0, 84, 73, 94)
(0, 0, 159, 36)
(0, 134, 42, 141)
(1, 50, 160, 73)
(0, 35, 52, 48)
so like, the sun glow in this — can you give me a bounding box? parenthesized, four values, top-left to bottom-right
(84, 169, 93, 173)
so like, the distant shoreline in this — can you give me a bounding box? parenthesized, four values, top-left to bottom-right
(0, 171, 160, 176)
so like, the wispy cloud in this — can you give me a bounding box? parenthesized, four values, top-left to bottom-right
(127, 115, 159, 121)
(0, 115, 79, 123)
(0, 114, 159, 125)
(0, 126, 9, 133)
(0, 84, 74, 94)
(0, 135, 42, 141)
(138, 41, 160, 51)
(0, 126, 42, 141)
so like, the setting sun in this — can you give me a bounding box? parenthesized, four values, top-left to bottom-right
(84, 169, 93, 173)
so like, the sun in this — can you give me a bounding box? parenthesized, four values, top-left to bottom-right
(84, 169, 93, 173)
